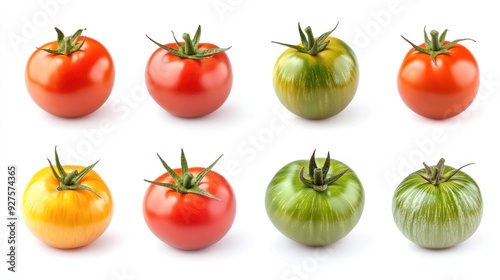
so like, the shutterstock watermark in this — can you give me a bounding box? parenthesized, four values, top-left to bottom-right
(6, 0, 72, 53)
(62, 85, 148, 163)
(383, 73, 500, 190)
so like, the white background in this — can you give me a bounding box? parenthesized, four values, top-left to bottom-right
(1, 0, 499, 279)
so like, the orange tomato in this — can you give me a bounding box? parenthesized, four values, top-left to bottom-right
(22, 150, 113, 249)
(397, 28, 479, 120)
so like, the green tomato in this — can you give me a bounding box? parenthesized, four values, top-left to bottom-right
(265, 150, 364, 246)
(392, 158, 483, 249)
(272, 23, 359, 120)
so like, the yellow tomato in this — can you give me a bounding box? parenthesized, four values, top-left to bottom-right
(22, 151, 113, 249)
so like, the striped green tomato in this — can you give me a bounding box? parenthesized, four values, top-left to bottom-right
(265, 150, 364, 246)
(272, 23, 359, 120)
(392, 158, 483, 249)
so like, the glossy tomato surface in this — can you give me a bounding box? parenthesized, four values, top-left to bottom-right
(25, 36, 115, 118)
(397, 41, 479, 119)
(392, 161, 483, 248)
(143, 167, 236, 250)
(145, 42, 233, 118)
(265, 155, 364, 246)
(273, 37, 359, 120)
(22, 165, 114, 249)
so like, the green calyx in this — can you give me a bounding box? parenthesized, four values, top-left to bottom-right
(415, 158, 474, 186)
(48, 146, 101, 198)
(272, 22, 339, 56)
(39, 27, 87, 56)
(146, 25, 231, 60)
(144, 149, 222, 201)
(299, 150, 349, 192)
(401, 27, 475, 63)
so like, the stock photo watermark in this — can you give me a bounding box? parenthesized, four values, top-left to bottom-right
(351, 0, 415, 54)
(62, 85, 148, 163)
(6, 0, 72, 53)
(384, 73, 500, 189)
(212, 0, 244, 21)
(218, 107, 294, 180)
(4, 165, 18, 273)
(109, 267, 134, 280)
(281, 243, 338, 280)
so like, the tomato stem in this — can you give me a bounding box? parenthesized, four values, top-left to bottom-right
(144, 149, 222, 201)
(415, 158, 474, 186)
(401, 27, 475, 64)
(48, 146, 102, 198)
(62, 37, 71, 55)
(429, 30, 440, 51)
(312, 168, 323, 186)
(38, 28, 87, 56)
(300, 150, 348, 192)
(63, 170, 78, 185)
(182, 173, 194, 189)
(272, 22, 339, 56)
(304, 26, 318, 54)
(182, 33, 196, 56)
(146, 25, 231, 60)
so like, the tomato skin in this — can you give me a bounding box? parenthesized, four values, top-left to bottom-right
(145, 42, 233, 118)
(392, 164, 483, 249)
(25, 37, 115, 118)
(397, 42, 479, 120)
(273, 37, 359, 120)
(265, 157, 364, 246)
(143, 167, 236, 250)
(22, 165, 113, 249)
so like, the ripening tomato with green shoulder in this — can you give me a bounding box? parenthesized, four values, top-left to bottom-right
(143, 149, 236, 250)
(272, 23, 360, 120)
(265, 150, 364, 246)
(25, 28, 115, 118)
(22, 147, 113, 249)
(145, 26, 233, 118)
(392, 158, 483, 249)
(397, 28, 479, 119)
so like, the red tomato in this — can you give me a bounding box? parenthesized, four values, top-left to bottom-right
(397, 28, 479, 120)
(145, 26, 232, 118)
(143, 150, 236, 250)
(25, 28, 115, 118)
